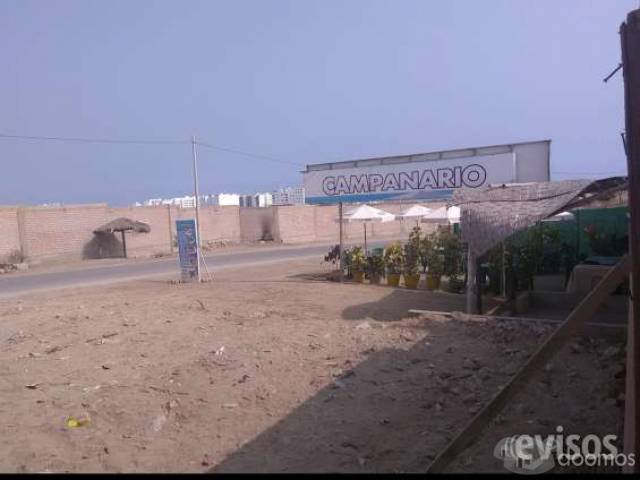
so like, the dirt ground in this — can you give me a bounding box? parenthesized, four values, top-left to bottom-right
(0, 258, 626, 473)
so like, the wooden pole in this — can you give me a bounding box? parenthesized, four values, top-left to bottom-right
(364, 223, 367, 253)
(466, 246, 477, 314)
(428, 255, 631, 473)
(191, 135, 202, 283)
(621, 10, 640, 468)
(121, 231, 127, 258)
(339, 202, 344, 283)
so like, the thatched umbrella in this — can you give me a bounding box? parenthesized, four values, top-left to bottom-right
(93, 218, 151, 258)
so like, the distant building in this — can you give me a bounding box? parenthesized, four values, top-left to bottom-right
(209, 193, 240, 206)
(138, 191, 273, 208)
(272, 187, 305, 206)
(254, 192, 273, 208)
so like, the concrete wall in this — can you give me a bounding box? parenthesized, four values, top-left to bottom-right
(0, 201, 441, 263)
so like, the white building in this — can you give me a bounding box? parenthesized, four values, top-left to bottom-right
(272, 187, 305, 206)
(254, 192, 273, 208)
(209, 193, 240, 206)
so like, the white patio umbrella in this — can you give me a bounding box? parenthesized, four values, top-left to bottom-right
(336, 204, 394, 252)
(542, 211, 575, 222)
(395, 204, 433, 227)
(421, 205, 460, 224)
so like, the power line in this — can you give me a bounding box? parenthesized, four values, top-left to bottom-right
(0, 132, 187, 145)
(552, 170, 627, 176)
(0, 132, 303, 167)
(195, 140, 303, 167)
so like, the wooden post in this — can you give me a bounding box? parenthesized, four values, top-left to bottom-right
(363, 222, 368, 253)
(475, 258, 483, 314)
(466, 246, 477, 314)
(621, 10, 640, 469)
(16, 206, 28, 260)
(428, 255, 630, 473)
(339, 202, 344, 283)
(121, 231, 127, 258)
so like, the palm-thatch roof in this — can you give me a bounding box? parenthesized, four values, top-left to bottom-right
(452, 177, 627, 257)
(94, 218, 151, 234)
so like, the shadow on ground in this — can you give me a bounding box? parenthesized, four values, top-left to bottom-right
(341, 288, 499, 323)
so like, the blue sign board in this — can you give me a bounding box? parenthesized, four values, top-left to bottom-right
(176, 219, 199, 282)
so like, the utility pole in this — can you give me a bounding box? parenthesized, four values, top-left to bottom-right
(191, 135, 203, 282)
(339, 202, 344, 282)
(621, 9, 640, 470)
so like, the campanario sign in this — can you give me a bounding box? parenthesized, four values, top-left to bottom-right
(304, 152, 517, 204)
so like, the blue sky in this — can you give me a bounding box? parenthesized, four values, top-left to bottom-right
(0, 0, 634, 205)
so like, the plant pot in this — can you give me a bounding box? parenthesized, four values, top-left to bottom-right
(369, 274, 382, 285)
(353, 271, 365, 283)
(387, 273, 401, 287)
(426, 273, 441, 291)
(404, 273, 420, 289)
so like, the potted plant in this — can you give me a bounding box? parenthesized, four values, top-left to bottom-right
(349, 246, 367, 283)
(366, 253, 385, 285)
(384, 242, 405, 287)
(438, 229, 464, 293)
(403, 227, 422, 289)
(423, 232, 443, 290)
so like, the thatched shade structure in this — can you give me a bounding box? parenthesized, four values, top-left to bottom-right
(93, 218, 151, 258)
(450, 176, 627, 313)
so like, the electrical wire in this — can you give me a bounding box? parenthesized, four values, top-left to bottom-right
(195, 140, 304, 167)
(0, 132, 187, 145)
(0, 132, 303, 167)
(552, 170, 627, 177)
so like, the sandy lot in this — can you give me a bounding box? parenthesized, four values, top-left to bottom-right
(0, 258, 626, 473)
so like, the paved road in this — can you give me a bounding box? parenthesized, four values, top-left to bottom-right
(0, 244, 345, 299)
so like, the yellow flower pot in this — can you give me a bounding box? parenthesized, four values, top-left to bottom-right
(404, 273, 420, 289)
(353, 271, 365, 283)
(387, 273, 401, 287)
(426, 273, 441, 291)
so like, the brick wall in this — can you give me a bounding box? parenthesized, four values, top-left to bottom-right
(0, 201, 447, 263)
(20, 204, 109, 259)
(274, 202, 445, 245)
(108, 206, 173, 257)
(176, 206, 241, 245)
(239, 207, 276, 242)
(0, 207, 20, 262)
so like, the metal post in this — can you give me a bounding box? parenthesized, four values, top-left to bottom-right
(621, 10, 640, 469)
(191, 135, 202, 282)
(339, 202, 344, 283)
